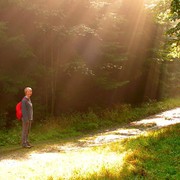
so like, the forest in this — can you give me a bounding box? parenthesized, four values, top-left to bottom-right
(0, 0, 179, 128)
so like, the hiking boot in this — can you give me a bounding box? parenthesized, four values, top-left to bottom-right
(27, 142, 33, 147)
(22, 144, 31, 148)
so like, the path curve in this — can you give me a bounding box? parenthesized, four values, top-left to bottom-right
(57, 107, 180, 152)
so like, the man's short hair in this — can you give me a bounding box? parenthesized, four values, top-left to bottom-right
(24, 87, 32, 94)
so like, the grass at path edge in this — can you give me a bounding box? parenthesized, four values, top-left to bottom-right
(0, 97, 180, 148)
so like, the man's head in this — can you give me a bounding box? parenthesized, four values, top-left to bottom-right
(24, 87, 32, 98)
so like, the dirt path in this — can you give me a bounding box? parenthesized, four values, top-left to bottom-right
(57, 107, 180, 152)
(0, 108, 179, 179)
(1, 108, 180, 155)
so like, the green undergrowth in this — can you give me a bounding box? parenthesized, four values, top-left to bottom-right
(0, 97, 180, 147)
(118, 123, 180, 180)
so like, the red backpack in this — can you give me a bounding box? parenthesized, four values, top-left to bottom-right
(16, 101, 22, 120)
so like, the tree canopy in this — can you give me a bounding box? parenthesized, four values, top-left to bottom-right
(0, 0, 179, 128)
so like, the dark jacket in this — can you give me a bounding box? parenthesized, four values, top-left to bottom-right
(22, 96, 33, 121)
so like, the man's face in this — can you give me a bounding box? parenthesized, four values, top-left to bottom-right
(26, 89, 32, 97)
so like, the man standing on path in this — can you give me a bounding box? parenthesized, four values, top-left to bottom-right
(21, 87, 33, 148)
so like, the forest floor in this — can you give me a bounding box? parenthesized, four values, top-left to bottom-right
(0, 107, 179, 179)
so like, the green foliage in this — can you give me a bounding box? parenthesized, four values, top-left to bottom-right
(96, 77, 129, 90)
(0, 97, 179, 147)
(170, 0, 180, 19)
(0, 0, 179, 128)
(120, 123, 180, 179)
(0, 123, 21, 146)
(61, 57, 95, 77)
(69, 24, 98, 38)
(167, 0, 180, 45)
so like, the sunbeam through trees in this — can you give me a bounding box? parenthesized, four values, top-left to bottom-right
(0, 0, 179, 128)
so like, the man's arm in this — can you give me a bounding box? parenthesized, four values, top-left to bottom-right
(22, 98, 28, 121)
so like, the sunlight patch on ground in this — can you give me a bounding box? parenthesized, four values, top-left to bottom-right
(0, 149, 127, 180)
(93, 128, 143, 144)
(131, 108, 180, 127)
(0, 108, 179, 179)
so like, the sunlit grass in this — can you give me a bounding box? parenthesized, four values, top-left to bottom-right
(119, 123, 180, 179)
(0, 124, 179, 179)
